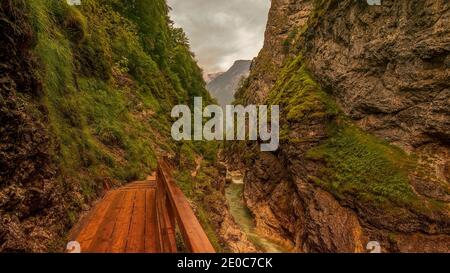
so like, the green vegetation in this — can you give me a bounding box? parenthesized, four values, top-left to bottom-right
(174, 142, 225, 252)
(267, 54, 422, 211)
(268, 55, 339, 123)
(308, 0, 332, 29)
(169, 134, 223, 252)
(22, 0, 212, 204)
(306, 124, 418, 207)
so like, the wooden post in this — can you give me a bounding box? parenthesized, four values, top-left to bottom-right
(155, 159, 215, 253)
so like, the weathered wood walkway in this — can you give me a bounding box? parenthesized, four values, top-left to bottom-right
(69, 160, 215, 253)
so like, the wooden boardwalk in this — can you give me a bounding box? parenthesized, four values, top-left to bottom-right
(69, 177, 159, 253)
(69, 161, 215, 253)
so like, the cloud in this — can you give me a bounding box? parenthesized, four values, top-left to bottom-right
(167, 0, 271, 74)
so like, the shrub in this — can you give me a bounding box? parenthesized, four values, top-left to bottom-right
(64, 7, 87, 43)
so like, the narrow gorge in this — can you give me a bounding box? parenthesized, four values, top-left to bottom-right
(0, 0, 449, 254)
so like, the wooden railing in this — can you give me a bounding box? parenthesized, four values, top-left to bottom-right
(155, 159, 215, 253)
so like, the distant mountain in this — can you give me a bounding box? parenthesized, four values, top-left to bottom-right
(207, 60, 251, 106)
(204, 72, 224, 84)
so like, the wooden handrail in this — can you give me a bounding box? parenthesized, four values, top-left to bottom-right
(156, 159, 215, 253)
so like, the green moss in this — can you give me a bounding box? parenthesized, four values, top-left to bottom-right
(21, 0, 221, 251)
(306, 124, 418, 207)
(23, 0, 212, 204)
(282, 28, 297, 54)
(266, 52, 422, 212)
(308, 0, 333, 28)
(268, 55, 339, 123)
(195, 203, 224, 252)
(64, 7, 87, 43)
(174, 160, 225, 252)
(179, 143, 197, 170)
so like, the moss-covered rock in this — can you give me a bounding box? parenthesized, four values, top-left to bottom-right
(231, 0, 450, 253)
(0, 0, 215, 252)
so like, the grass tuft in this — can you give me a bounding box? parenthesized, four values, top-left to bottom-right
(268, 54, 422, 211)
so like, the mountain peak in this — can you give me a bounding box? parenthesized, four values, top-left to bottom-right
(207, 60, 251, 106)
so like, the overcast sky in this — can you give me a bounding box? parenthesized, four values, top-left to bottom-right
(167, 0, 271, 74)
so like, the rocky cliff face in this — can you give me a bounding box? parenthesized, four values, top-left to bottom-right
(238, 0, 314, 104)
(231, 0, 450, 252)
(0, 0, 214, 252)
(0, 0, 72, 252)
(305, 0, 450, 152)
(207, 60, 251, 106)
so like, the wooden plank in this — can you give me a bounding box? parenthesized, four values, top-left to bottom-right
(69, 191, 118, 241)
(123, 183, 146, 186)
(70, 160, 214, 254)
(75, 192, 120, 252)
(125, 181, 156, 187)
(161, 194, 177, 252)
(125, 190, 146, 253)
(122, 183, 156, 188)
(88, 191, 126, 253)
(155, 176, 177, 253)
(124, 183, 154, 188)
(117, 187, 155, 191)
(144, 189, 159, 253)
(146, 173, 156, 181)
(107, 190, 136, 253)
(158, 160, 215, 253)
(155, 179, 166, 252)
(121, 182, 156, 189)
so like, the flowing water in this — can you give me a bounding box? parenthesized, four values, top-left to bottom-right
(225, 171, 288, 253)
